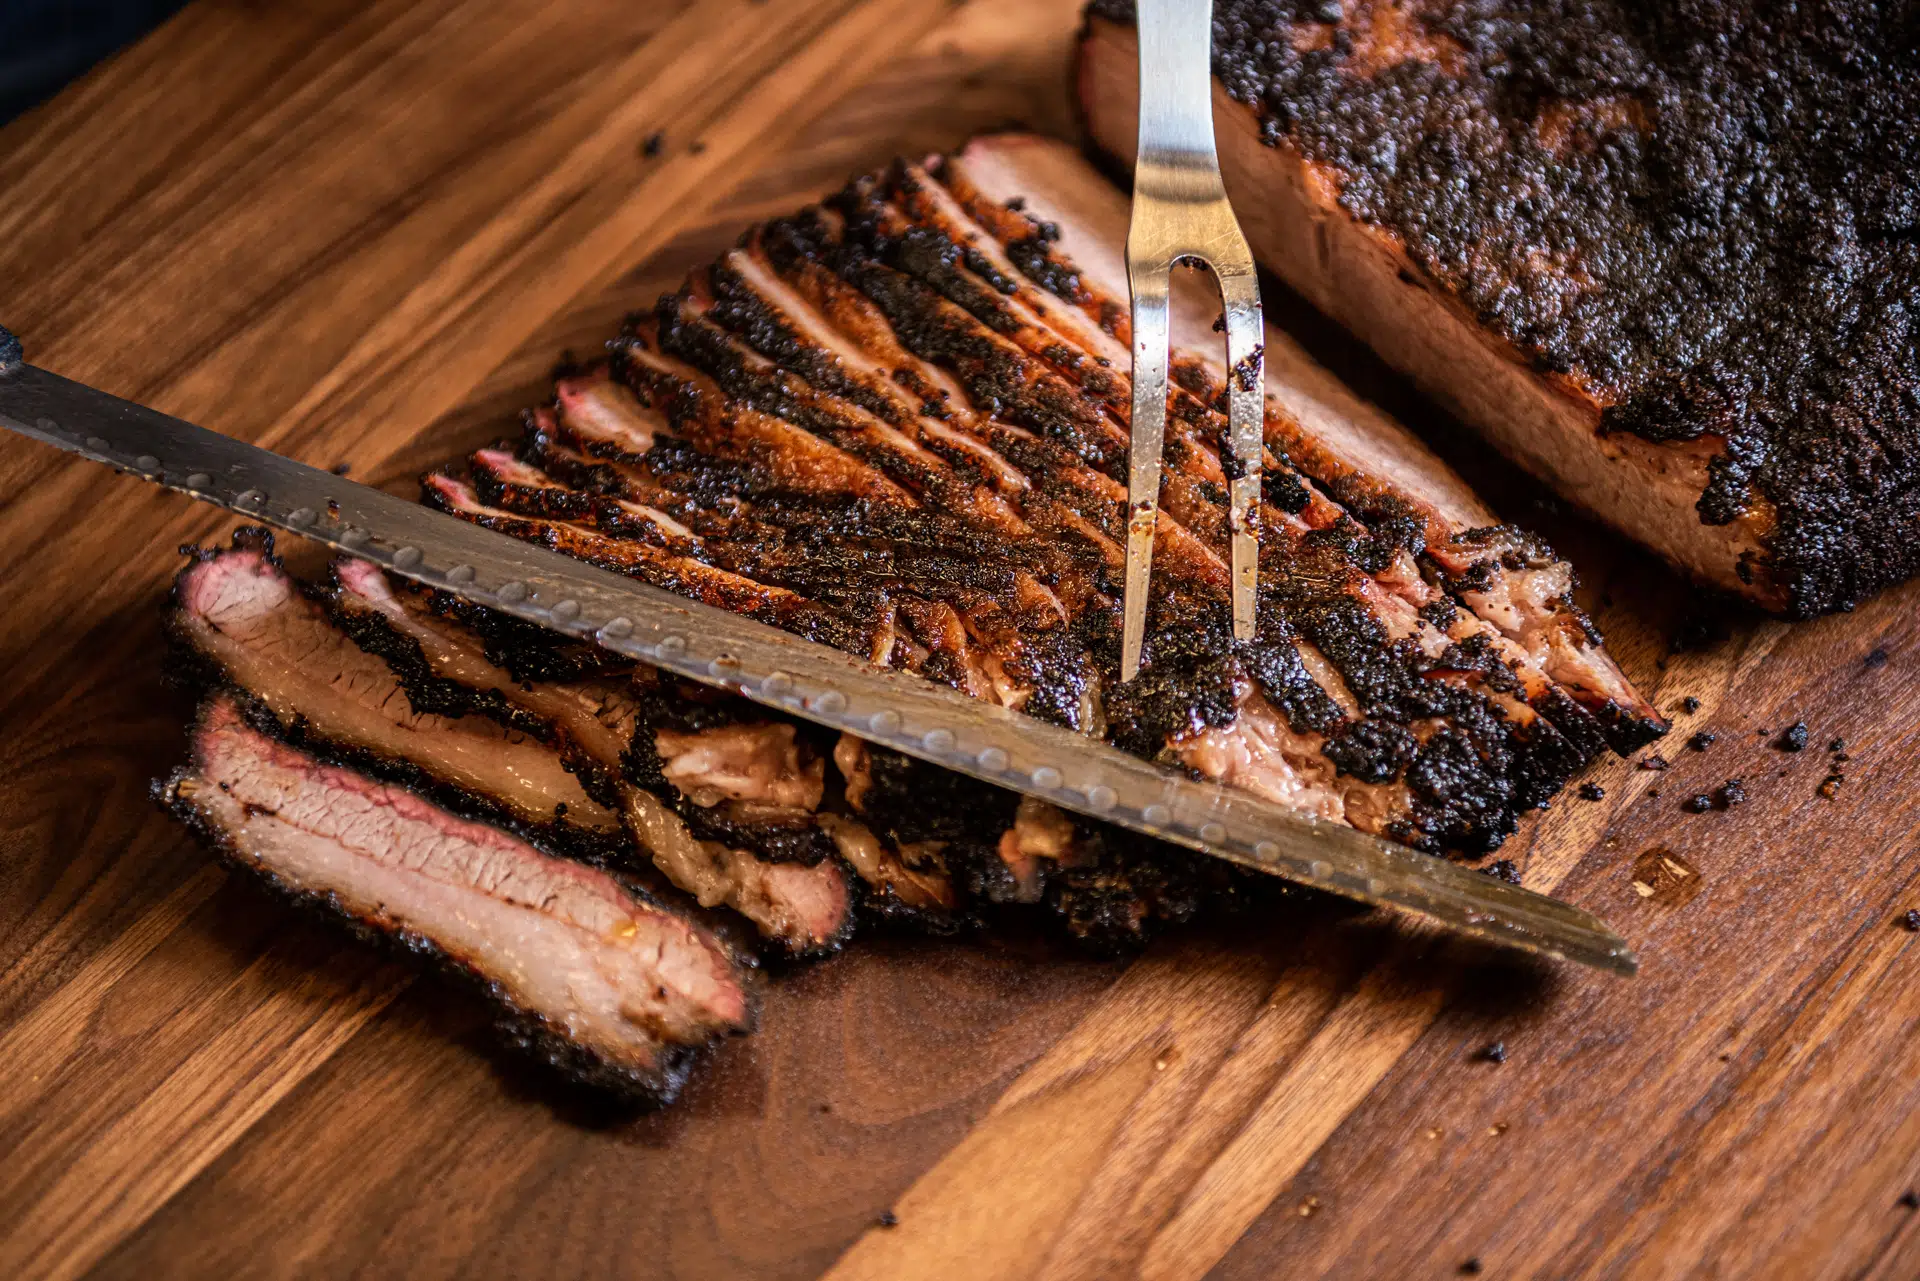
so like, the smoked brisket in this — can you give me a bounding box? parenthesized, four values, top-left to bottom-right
(1078, 3, 1920, 616)
(152, 132, 1671, 1101)
(432, 136, 1661, 865)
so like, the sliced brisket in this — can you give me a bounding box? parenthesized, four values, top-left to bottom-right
(148, 131, 1674, 1106)
(170, 532, 624, 859)
(433, 138, 1660, 862)
(163, 695, 752, 1102)
(327, 555, 857, 956)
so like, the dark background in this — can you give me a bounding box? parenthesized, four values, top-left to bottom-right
(0, 1, 188, 124)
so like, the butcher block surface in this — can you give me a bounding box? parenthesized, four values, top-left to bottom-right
(3, 3, 1920, 1278)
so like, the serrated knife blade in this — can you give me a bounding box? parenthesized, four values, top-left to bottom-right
(0, 328, 1634, 975)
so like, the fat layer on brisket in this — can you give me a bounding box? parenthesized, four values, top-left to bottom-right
(430, 135, 1660, 863)
(163, 694, 753, 1102)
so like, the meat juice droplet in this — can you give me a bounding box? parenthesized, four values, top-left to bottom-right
(1630, 846, 1703, 907)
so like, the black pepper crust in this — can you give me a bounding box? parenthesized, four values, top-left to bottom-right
(1090, 0, 1920, 616)
(658, 195, 1600, 849)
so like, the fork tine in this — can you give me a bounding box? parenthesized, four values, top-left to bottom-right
(1219, 263, 1264, 640)
(1121, 253, 1171, 683)
(1125, 0, 1263, 679)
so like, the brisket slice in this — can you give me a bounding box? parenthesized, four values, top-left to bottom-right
(162, 695, 753, 1102)
(431, 140, 1661, 860)
(170, 530, 625, 862)
(326, 556, 857, 956)
(1078, 6, 1920, 617)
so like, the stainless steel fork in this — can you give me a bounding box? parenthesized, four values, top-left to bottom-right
(1122, 0, 1264, 682)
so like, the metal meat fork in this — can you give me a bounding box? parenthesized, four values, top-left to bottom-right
(1122, 0, 1264, 682)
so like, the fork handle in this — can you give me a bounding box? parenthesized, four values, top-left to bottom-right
(1134, 0, 1218, 165)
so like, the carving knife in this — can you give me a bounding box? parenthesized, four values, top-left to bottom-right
(0, 327, 1635, 975)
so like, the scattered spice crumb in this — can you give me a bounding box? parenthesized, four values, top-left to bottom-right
(1716, 779, 1747, 808)
(1776, 722, 1810, 752)
(1829, 738, 1847, 753)
(1296, 1195, 1320, 1218)
(819, 1102, 832, 1113)
(1901, 1190, 1920, 1211)
(1682, 696, 1702, 713)
(1902, 910, 1920, 932)
(1670, 606, 1732, 653)
(1719, 1052, 1732, 1062)
(1482, 859, 1521, 884)
(329, 462, 351, 476)
(1212, 312, 1226, 332)
(875, 1209, 899, 1229)
(1639, 754, 1669, 771)
(1819, 775, 1843, 798)
(1578, 782, 1606, 801)
(1648, 787, 1662, 798)
(1688, 731, 1718, 752)
(641, 131, 664, 157)
(1460, 1261, 1483, 1277)
(1231, 344, 1265, 392)
(1487, 1121, 1509, 1136)
(1003, 195, 1025, 211)
(1479, 1041, 1508, 1064)
(1682, 793, 1713, 813)
(1425, 1127, 1444, 1140)
(326, 499, 341, 518)
(1866, 647, 1890, 669)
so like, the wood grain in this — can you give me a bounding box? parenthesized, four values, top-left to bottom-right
(4, 1, 1920, 1278)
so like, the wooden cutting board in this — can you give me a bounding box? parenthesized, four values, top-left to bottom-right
(4, 2, 1919, 1277)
